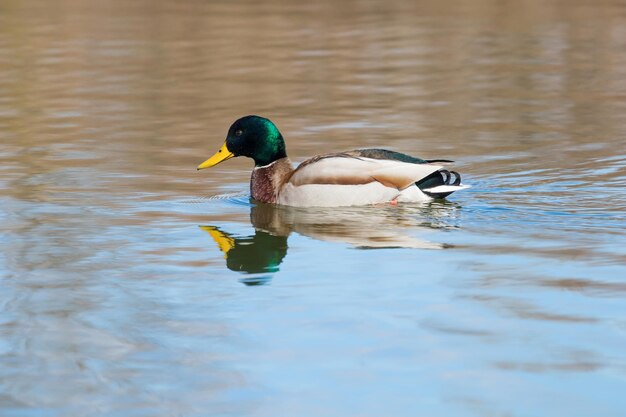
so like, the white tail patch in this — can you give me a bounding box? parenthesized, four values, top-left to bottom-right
(422, 184, 471, 193)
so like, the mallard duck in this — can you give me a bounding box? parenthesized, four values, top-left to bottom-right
(197, 115, 468, 207)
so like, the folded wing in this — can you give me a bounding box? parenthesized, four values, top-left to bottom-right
(288, 153, 443, 190)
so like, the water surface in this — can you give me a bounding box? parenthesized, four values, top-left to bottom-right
(1, 0, 626, 416)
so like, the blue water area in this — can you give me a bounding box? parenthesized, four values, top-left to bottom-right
(2, 0, 626, 416)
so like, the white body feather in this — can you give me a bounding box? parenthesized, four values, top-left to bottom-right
(277, 182, 399, 207)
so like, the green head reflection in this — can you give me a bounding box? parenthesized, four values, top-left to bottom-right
(200, 225, 288, 284)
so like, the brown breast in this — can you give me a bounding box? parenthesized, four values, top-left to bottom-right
(250, 158, 293, 204)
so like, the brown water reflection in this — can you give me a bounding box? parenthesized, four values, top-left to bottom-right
(1, 0, 626, 416)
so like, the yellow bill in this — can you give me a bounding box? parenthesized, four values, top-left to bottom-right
(197, 142, 234, 170)
(199, 226, 235, 259)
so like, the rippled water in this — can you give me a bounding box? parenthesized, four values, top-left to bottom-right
(1, 0, 626, 416)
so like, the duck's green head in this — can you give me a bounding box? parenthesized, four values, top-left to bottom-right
(197, 115, 287, 169)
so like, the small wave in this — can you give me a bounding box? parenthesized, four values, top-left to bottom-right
(181, 191, 250, 204)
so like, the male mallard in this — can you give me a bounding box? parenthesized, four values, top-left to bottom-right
(197, 115, 468, 207)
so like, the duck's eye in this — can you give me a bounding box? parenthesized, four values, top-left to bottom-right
(234, 129, 243, 136)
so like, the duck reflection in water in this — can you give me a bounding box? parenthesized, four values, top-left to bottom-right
(201, 201, 459, 285)
(200, 225, 288, 285)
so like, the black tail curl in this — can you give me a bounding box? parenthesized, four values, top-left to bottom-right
(415, 169, 462, 198)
